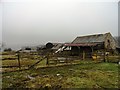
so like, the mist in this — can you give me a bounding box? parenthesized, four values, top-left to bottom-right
(1, 0, 119, 50)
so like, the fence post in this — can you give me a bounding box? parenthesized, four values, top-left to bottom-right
(46, 54, 49, 66)
(17, 52, 21, 69)
(103, 50, 106, 62)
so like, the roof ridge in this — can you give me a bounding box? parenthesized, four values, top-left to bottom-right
(77, 33, 104, 38)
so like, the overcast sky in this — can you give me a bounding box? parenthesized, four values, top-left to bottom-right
(1, 0, 119, 50)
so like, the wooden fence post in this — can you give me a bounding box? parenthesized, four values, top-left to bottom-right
(46, 54, 49, 65)
(17, 52, 21, 69)
(103, 50, 106, 62)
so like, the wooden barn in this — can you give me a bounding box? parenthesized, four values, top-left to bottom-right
(64, 32, 119, 59)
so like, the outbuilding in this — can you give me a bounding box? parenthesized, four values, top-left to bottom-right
(64, 32, 119, 59)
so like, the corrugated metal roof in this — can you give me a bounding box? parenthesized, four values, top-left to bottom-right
(72, 33, 107, 44)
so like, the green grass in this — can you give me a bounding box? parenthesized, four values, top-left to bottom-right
(2, 62, 119, 89)
(2, 54, 119, 88)
(2, 59, 39, 66)
(2, 59, 47, 72)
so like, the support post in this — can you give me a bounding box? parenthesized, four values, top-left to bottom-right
(78, 46, 80, 60)
(91, 46, 94, 60)
(82, 50, 85, 60)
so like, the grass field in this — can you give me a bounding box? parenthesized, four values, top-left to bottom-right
(2, 53, 120, 89)
(2, 59, 46, 72)
(2, 61, 119, 89)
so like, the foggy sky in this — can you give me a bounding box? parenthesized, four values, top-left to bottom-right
(118, 1, 120, 36)
(1, 0, 119, 50)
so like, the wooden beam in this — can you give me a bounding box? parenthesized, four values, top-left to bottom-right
(28, 56, 47, 69)
(82, 50, 85, 60)
(90, 46, 94, 59)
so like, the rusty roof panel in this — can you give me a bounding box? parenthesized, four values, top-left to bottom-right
(64, 43, 98, 47)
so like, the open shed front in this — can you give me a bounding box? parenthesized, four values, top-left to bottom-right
(64, 43, 97, 60)
(64, 42, 107, 60)
(71, 46, 92, 58)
